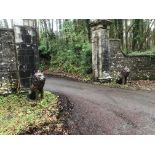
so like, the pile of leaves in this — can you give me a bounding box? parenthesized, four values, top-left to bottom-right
(0, 91, 70, 135)
(99, 80, 155, 91)
(128, 80, 155, 91)
(44, 69, 92, 82)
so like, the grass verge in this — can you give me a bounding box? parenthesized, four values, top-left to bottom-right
(0, 91, 61, 135)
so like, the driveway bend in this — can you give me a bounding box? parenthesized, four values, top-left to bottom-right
(45, 77, 155, 135)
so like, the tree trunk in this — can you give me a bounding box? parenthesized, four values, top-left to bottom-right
(51, 19, 53, 32)
(42, 19, 49, 50)
(11, 19, 14, 28)
(3, 19, 8, 28)
(138, 19, 155, 50)
(132, 19, 141, 51)
(56, 19, 59, 32)
(59, 19, 62, 30)
(109, 19, 115, 38)
(85, 19, 91, 42)
(125, 19, 128, 50)
(118, 19, 123, 48)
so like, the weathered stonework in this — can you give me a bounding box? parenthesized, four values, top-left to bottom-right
(109, 39, 155, 80)
(0, 29, 18, 93)
(0, 25, 39, 94)
(14, 26, 39, 88)
(91, 20, 155, 81)
(91, 20, 111, 80)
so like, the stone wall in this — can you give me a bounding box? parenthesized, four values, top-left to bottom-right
(0, 28, 18, 93)
(109, 39, 155, 80)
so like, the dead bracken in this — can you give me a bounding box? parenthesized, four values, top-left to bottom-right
(0, 91, 73, 135)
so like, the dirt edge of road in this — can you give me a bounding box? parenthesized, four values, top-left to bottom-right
(55, 92, 74, 135)
(45, 73, 92, 83)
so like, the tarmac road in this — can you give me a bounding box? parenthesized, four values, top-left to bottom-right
(45, 77, 155, 135)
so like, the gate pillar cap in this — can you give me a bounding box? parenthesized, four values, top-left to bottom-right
(90, 19, 112, 30)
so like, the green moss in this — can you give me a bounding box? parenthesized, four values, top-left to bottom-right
(128, 50, 155, 57)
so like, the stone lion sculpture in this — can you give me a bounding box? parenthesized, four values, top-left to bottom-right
(28, 70, 46, 100)
(116, 66, 130, 85)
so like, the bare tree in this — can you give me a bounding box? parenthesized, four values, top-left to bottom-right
(3, 19, 9, 28)
(11, 19, 14, 28)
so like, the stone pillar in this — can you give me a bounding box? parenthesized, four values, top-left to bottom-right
(14, 25, 39, 88)
(91, 20, 111, 81)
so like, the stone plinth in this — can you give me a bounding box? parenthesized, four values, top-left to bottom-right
(91, 20, 112, 81)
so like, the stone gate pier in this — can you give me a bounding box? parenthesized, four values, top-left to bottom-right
(91, 19, 112, 81)
(0, 20, 39, 94)
(91, 19, 155, 81)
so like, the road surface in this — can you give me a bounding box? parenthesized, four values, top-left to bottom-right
(45, 77, 155, 135)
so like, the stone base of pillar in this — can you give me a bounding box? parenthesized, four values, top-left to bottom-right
(98, 71, 112, 83)
(98, 79, 112, 83)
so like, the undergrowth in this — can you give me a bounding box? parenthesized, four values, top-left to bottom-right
(0, 91, 58, 135)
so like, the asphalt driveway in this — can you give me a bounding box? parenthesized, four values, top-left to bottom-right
(45, 77, 155, 135)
